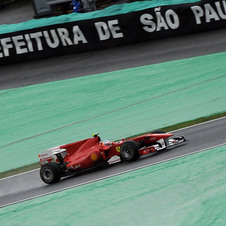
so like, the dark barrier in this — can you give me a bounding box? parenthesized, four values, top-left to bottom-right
(0, 0, 226, 65)
(0, 0, 14, 8)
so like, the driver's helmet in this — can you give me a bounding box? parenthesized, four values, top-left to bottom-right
(103, 140, 112, 146)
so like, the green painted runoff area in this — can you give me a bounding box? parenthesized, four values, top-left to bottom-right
(0, 145, 225, 225)
(0, 0, 200, 34)
(0, 1, 224, 222)
(0, 52, 226, 172)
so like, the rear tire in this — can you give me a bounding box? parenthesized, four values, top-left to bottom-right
(40, 162, 61, 184)
(120, 141, 139, 162)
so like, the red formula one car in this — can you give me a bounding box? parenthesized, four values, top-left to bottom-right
(38, 131, 186, 184)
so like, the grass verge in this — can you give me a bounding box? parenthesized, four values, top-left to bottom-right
(1, 112, 225, 179)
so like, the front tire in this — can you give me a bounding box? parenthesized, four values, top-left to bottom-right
(40, 162, 61, 184)
(120, 141, 139, 162)
(151, 130, 165, 134)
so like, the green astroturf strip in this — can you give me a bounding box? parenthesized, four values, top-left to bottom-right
(0, 0, 200, 34)
(0, 52, 226, 172)
(0, 145, 226, 225)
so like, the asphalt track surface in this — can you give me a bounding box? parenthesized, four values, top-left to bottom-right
(0, 117, 226, 208)
(1, 28, 226, 90)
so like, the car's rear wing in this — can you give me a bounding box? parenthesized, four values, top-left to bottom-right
(38, 146, 66, 165)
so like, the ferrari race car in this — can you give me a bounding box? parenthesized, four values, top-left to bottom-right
(38, 131, 187, 184)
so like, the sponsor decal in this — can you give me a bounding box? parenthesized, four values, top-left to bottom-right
(69, 164, 81, 169)
(108, 155, 121, 164)
(90, 153, 99, 161)
(116, 146, 121, 152)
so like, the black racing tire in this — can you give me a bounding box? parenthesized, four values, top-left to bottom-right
(120, 141, 139, 162)
(151, 130, 166, 134)
(40, 162, 61, 184)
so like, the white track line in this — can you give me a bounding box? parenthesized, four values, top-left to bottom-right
(1, 142, 226, 208)
(0, 168, 39, 181)
(1, 115, 226, 181)
(171, 116, 226, 133)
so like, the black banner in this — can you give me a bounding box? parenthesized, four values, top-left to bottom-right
(0, 0, 226, 65)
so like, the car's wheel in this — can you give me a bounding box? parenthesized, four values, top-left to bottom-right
(40, 162, 61, 184)
(151, 130, 165, 134)
(120, 141, 139, 162)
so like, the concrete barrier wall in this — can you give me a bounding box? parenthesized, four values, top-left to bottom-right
(0, 0, 225, 65)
